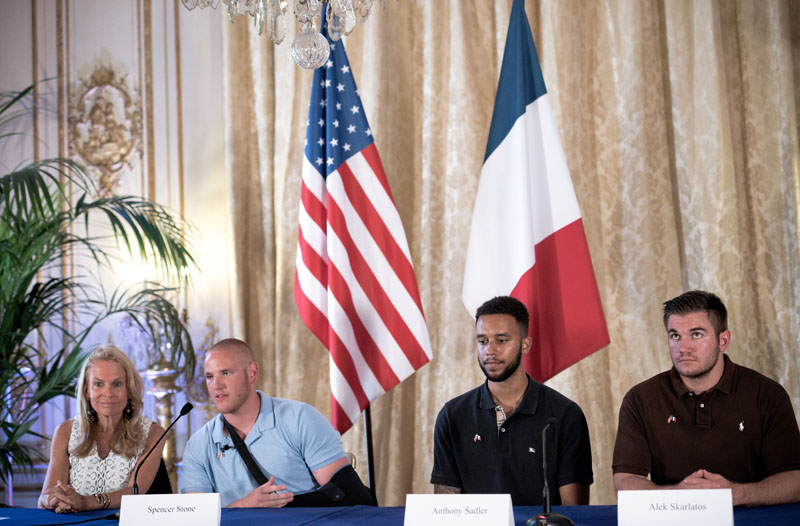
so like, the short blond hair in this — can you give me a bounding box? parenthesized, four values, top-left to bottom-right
(208, 338, 256, 364)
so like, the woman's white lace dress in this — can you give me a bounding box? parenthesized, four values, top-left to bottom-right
(67, 417, 152, 495)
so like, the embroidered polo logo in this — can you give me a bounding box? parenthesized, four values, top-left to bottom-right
(474, 434, 481, 442)
(739, 421, 744, 432)
(667, 415, 676, 424)
(529, 447, 535, 453)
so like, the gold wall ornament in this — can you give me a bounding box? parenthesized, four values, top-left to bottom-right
(69, 66, 142, 196)
(186, 317, 220, 420)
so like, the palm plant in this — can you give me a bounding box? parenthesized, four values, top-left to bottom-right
(0, 85, 196, 484)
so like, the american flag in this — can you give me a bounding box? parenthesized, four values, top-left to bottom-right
(294, 26, 432, 434)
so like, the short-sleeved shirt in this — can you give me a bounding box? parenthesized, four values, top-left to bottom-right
(181, 391, 345, 506)
(430, 376, 593, 505)
(613, 356, 800, 484)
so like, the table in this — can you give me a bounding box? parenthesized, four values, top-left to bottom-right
(4, 503, 800, 525)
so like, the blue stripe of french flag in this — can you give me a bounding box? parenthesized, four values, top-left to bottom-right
(462, 0, 609, 382)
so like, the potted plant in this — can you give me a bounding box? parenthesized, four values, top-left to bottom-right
(0, 85, 196, 489)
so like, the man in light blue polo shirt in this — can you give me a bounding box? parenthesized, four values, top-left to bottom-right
(181, 338, 351, 507)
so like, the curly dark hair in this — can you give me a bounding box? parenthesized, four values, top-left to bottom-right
(475, 296, 529, 334)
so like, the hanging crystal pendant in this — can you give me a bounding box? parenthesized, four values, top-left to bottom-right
(180, 0, 221, 9)
(264, 0, 287, 44)
(291, 21, 330, 69)
(254, 0, 266, 35)
(354, 0, 373, 25)
(326, 0, 356, 41)
(294, 0, 323, 25)
(224, 0, 240, 23)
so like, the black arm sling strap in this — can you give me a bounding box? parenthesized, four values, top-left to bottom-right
(221, 416, 375, 507)
(222, 416, 268, 485)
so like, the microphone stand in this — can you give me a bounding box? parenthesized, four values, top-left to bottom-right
(527, 419, 573, 526)
(131, 402, 193, 495)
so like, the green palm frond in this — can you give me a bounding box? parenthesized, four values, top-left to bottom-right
(0, 85, 35, 140)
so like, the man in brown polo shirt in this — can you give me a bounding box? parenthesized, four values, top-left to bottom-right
(612, 290, 800, 506)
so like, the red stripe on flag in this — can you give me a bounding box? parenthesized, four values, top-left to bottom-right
(326, 195, 430, 369)
(360, 143, 395, 206)
(511, 218, 610, 382)
(338, 160, 425, 314)
(294, 274, 371, 411)
(331, 395, 351, 434)
(301, 181, 327, 232)
(327, 261, 402, 391)
(294, 272, 330, 348)
(297, 228, 328, 288)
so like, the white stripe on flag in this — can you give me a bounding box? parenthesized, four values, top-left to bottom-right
(301, 157, 327, 205)
(521, 95, 580, 237)
(295, 244, 328, 318)
(298, 203, 328, 260)
(462, 93, 580, 314)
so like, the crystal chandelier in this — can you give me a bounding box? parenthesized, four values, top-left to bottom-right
(180, 0, 383, 69)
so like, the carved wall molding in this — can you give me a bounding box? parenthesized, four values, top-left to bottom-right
(69, 66, 142, 196)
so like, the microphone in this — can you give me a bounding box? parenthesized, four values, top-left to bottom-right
(131, 402, 193, 495)
(527, 417, 573, 526)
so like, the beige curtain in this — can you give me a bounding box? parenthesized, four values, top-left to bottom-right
(220, 0, 800, 505)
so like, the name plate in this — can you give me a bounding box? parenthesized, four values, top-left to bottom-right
(404, 494, 513, 526)
(618, 489, 732, 526)
(120, 492, 220, 526)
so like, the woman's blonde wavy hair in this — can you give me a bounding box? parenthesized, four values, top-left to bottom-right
(72, 346, 147, 458)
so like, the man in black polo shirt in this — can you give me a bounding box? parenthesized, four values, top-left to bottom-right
(430, 296, 593, 505)
(613, 290, 800, 505)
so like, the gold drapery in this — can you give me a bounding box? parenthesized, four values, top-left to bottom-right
(220, 0, 800, 505)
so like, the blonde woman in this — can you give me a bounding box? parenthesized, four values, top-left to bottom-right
(39, 346, 169, 512)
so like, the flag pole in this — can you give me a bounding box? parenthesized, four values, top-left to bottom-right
(362, 406, 377, 503)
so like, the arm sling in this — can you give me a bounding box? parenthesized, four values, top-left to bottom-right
(221, 416, 375, 507)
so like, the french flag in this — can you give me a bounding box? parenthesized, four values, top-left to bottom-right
(462, 0, 609, 382)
